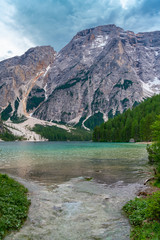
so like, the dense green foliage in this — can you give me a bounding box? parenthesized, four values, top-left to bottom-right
(14, 99, 19, 111)
(1, 104, 12, 121)
(10, 99, 27, 123)
(147, 115, 160, 186)
(0, 130, 23, 141)
(0, 120, 23, 141)
(123, 114, 160, 240)
(55, 70, 89, 90)
(0, 119, 23, 141)
(0, 174, 30, 239)
(33, 124, 92, 141)
(26, 96, 45, 112)
(74, 116, 86, 128)
(1, 100, 27, 123)
(93, 94, 160, 142)
(123, 192, 160, 240)
(10, 114, 27, 124)
(84, 112, 104, 130)
(114, 79, 133, 90)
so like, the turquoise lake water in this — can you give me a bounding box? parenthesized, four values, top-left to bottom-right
(0, 142, 151, 240)
(0, 142, 149, 184)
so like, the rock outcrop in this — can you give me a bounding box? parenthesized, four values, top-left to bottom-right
(0, 46, 56, 120)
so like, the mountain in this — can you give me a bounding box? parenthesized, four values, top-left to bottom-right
(1, 24, 160, 128)
(33, 24, 160, 125)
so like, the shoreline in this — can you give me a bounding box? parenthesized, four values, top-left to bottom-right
(123, 138, 160, 240)
(4, 174, 148, 240)
(135, 141, 152, 144)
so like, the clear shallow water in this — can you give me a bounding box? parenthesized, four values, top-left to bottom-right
(0, 142, 149, 184)
(0, 142, 151, 240)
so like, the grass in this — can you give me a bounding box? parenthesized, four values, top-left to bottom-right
(153, 180, 160, 188)
(0, 174, 30, 239)
(123, 190, 160, 240)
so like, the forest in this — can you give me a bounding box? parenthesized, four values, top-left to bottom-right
(93, 94, 160, 142)
(33, 124, 92, 141)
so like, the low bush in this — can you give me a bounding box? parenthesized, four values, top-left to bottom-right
(123, 192, 160, 240)
(0, 174, 30, 239)
(0, 130, 23, 141)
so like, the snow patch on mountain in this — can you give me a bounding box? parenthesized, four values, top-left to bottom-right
(91, 35, 109, 49)
(141, 77, 160, 98)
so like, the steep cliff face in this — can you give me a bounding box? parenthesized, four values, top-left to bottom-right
(1, 25, 160, 127)
(0, 46, 56, 120)
(33, 25, 160, 125)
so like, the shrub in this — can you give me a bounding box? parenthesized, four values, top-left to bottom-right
(123, 192, 160, 240)
(0, 174, 30, 239)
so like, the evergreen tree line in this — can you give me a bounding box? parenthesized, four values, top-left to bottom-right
(93, 94, 160, 142)
(33, 124, 92, 141)
(0, 123, 23, 141)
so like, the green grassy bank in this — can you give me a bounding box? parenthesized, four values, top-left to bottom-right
(123, 189, 160, 240)
(0, 174, 30, 239)
(123, 135, 160, 239)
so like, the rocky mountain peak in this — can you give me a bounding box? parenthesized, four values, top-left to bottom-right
(33, 25, 160, 127)
(20, 46, 56, 66)
(74, 24, 122, 38)
(1, 25, 160, 130)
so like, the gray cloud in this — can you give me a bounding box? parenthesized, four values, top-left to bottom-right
(9, 0, 125, 50)
(0, 0, 160, 60)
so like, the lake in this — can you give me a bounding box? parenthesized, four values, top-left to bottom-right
(0, 142, 150, 240)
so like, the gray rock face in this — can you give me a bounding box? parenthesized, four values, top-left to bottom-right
(1, 24, 160, 126)
(33, 25, 160, 124)
(0, 46, 56, 117)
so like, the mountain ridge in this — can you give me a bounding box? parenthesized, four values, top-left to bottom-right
(0, 24, 160, 129)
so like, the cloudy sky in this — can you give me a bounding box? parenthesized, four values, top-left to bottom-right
(0, 0, 160, 60)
